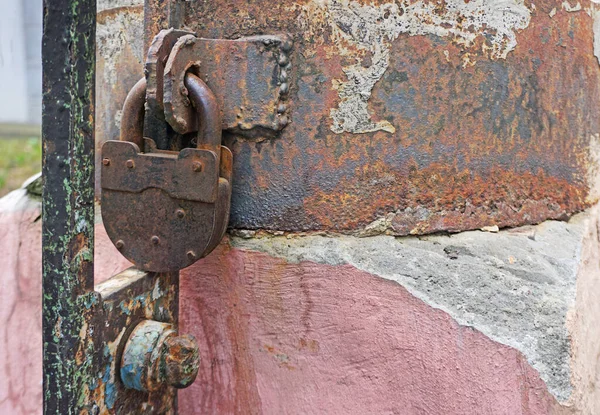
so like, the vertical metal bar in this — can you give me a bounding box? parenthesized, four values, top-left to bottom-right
(42, 0, 97, 413)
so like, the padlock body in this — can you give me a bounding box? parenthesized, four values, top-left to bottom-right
(101, 140, 229, 272)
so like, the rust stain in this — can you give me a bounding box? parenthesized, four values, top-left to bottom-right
(140, 0, 600, 234)
(262, 344, 296, 370)
(97, 6, 143, 24)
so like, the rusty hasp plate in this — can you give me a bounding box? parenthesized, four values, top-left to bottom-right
(145, 28, 196, 149)
(165, 0, 600, 235)
(163, 33, 293, 139)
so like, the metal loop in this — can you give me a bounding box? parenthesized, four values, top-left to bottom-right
(184, 72, 222, 154)
(119, 77, 146, 150)
(119, 74, 222, 156)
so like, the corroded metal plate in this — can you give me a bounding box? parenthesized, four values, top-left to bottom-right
(163, 34, 293, 138)
(147, 0, 600, 234)
(101, 141, 222, 272)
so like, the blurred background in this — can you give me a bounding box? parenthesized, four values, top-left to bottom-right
(0, 0, 42, 197)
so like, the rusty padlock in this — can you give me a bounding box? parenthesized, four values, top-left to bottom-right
(101, 73, 232, 272)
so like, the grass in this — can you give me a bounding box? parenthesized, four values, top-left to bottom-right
(0, 124, 42, 197)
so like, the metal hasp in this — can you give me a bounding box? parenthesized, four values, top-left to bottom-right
(162, 33, 293, 139)
(100, 25, 295, 273)
(101, 71, 233, 273)
(160, 0, 600, 235)
(42, 1, 197, 413)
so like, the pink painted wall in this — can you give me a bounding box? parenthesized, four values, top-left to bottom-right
(178, 246, 563, 415)
(0, 193, 130, 414)
(0, 191, 571, 414)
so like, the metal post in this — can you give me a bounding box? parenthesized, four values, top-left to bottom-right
(41, 0, 97, 413)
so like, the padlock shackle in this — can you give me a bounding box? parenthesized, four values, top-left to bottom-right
(120, 77, 146, 150)
(119, 74, 221, 155)
(184, 72, 222, 155)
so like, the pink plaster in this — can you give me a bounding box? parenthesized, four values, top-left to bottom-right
(179, 246, 562, 415)
(0, 196, 129, 415)
(0, 199, 42, 415)
(0, 192, 568, 414)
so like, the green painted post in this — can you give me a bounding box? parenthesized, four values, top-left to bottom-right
(41, 0, 97, 413)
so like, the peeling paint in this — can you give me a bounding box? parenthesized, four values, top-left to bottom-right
(562, 1, 583, 11)
(562, 0, 600, 65)
(302, 0, 532, 134)
(97, 0, 143, 13)
(97, 9, 144, 86)
(591, 1, 600, 64)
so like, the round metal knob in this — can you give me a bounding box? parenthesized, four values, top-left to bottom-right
(120, 320, 200, 392)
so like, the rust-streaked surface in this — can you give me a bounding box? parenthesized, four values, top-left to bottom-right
(163, 33, 293, 139)
(102, 73, 233, 272)
(96, 5, 145, 196)
(150, 0, 600, 235)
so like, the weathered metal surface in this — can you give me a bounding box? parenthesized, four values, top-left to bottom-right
(163, 34, 293, 139)
(96, 5, 145, 196)
(44, 3, 190, 412)
(156, 0, 600, 235)
(120, 77, 147, 150)
(120, 319, 200, 392)
(163, 334, 201, 389)
(102, 73, 233, 272)
(144, 0, 186, 52)
(145, 29, 195, 150)
(42, 0, 97, 412)
(120, 320, 200, 392)
(92, 269, 180, 414)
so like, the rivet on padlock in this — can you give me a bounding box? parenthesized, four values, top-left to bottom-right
(100, 73, 233, 272)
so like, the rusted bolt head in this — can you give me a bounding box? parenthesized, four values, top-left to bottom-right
(102, 158, 111, 166)
(278, 54, 289, 66)
(162, 334, 200, 389)
(278, 116, 290, 129)
(277, 103, 287, 114)
(281, 39, 293, 52)
(187, 251, 197, 262)
(192, 161, 203, 172)
(126, 159, 135, 169)
(115, 240, 125, 250)
(176, 209, 186, 219)
(279, 83, 289, 95)
(120, 320, 200, 392)
(151, 236, 160, 245)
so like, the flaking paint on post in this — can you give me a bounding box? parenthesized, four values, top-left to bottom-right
(300, 0, 532, 134)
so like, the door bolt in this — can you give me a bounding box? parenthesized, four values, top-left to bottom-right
(120, 320, 200, 392)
